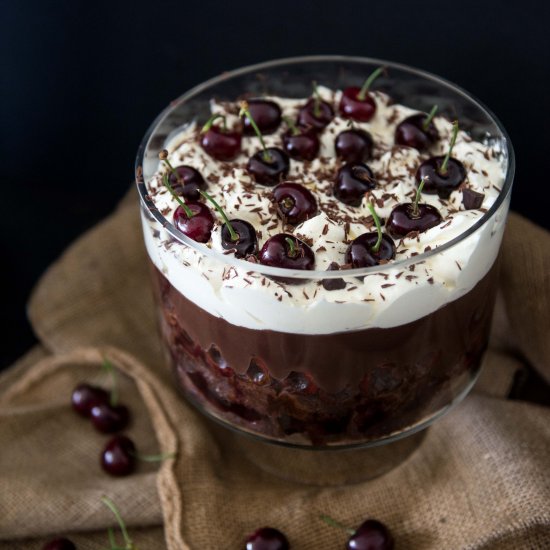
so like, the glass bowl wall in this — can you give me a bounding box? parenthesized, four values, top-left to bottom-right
(136, 56, 514, 450)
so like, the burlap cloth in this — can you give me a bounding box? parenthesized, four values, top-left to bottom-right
(1, 189, 549, 549)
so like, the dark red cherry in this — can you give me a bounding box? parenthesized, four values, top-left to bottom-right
(297, 98, 334, 132)
(245, 527, 290, 550)
(283, 127, 320, 161)
(101, 435, 136, 477)
(200, 126, 242, 161)
(334, 163, 376, 206)
(273, 182, 317, 225)
(173, 202, 215, 243)
(221, 219, 258, 258)
(168, 166, 207, 201)
(242, 99, 282, 135)
(347, 519, 394, 550)
(90, 403, 130, 433)
(259, 234, 315, 271)
(386, 203, 442, 237)
(339, 87, 377, 122)
(71, 383, 110, 417)
(42, 538, 76, 550)
(416, 156, 466, 199)
(247, 148, 289, 186)
(345, 233, 396, 267)
(395, 113, 439, 151)
(335, 129, 374, 163)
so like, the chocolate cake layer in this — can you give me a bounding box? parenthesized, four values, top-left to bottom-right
(151, 262, 498, 445)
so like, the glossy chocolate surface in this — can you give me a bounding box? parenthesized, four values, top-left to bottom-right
(151, 262, 498, 445)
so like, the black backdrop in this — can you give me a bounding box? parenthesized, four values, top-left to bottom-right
(2, 0, 549, 367)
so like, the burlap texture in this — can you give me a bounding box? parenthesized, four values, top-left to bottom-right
(0, 190, 548, 548)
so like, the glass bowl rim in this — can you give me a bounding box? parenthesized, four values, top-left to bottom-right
(135, 54, 515, 280)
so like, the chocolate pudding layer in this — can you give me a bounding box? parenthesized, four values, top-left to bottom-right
(152, 260, 499, 446)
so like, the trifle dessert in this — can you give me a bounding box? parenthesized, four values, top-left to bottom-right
(136, 58, 513, 447)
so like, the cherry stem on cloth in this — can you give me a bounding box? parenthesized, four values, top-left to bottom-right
(101, 496, 136, 550)
(101, 358, 118, 407)
(319, 514, 355, 535)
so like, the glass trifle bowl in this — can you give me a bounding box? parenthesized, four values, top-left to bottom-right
(135, 56, 514, 482)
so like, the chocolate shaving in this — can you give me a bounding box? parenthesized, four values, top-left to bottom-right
(462, 188, 485, 210)
(321, 262, 347, 291)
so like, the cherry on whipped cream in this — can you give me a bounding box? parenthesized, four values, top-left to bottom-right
(334, 163, 377, 206)
(168, 165, 207, 201)
(273, 182, 317, 225)
(197, 189, 258, 257)
(335, 128, 374, 163)
(159, 149, 208, 201)
(247, 148, 290, 185)
(394, 105, 439, 151)
(221, 219, 258, 258)
(259, 234, 315, 271)
(242, 99, 282, 135)
(245, 527, 289, 550)
(339, 66, 384, 122)
(240, 101, 289, 185)
(282, 117, 320, 161)
(387, 203, 442, 237)
(173, 202, 215, 243)
(200, 114, 242, 161)
(416, 120, 465, 198)
(297, 83, 334, 132)
(345, 203, 396, 267)
(386, 178, 442, 237)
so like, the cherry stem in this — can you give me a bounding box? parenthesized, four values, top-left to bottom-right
(367, 201, 383, 253)
(439, 120, 459, 175)
(239, 101, 272, 163)
(101, 496, 134, 550)
(158, 149, 182, 184)
(285, 237, 297, 258)
(413, 178, 427, 216)
(129, 450, 177, 463)
(358, 66, 384, 101)
(101, 358, 118, 407)
(201, 113, 227, 133)
(162, 173, 194, 219)
(283, 116, 300, 136)
(312, 81, 321, 118)
(198, 190, 239, 241)
(422, 105, 438, 131)
(107, 527, 117, 549)
(319, 515, 355, 536)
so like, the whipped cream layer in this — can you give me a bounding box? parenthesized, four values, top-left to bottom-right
(142, 88, 509, 333)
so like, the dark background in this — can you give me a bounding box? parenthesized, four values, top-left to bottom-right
(2, 0, 549, 368)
